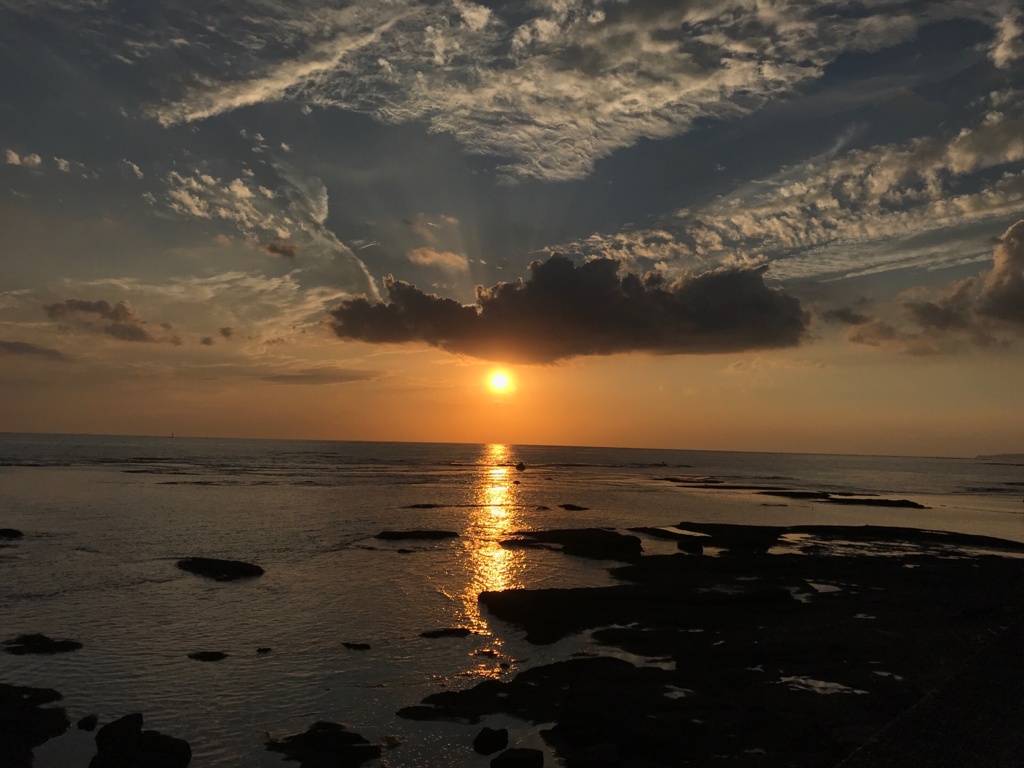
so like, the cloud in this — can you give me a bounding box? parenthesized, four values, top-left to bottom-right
(0, 340, 67, 361)
(200, 336, 214, 346)
(219, 326, 234, 339)
(146, 1, 1008, 182)
(122, 159, 145, 180)
(557, 92, 1024, 282)
(842, 220, 1024, 354)
(260, 367, 378, 384)
(330, 254, 806, 363)
(5, 150, 42, 167)
(822, 307, 870, 326)
(977, 219, 1024, 323)
(43, 298, 169, 343)
(991, 10, 1024, 69)
(262, 239, 299, 259)
(408, 247, 469, 272)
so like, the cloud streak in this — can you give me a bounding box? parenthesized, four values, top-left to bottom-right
(0, 340, 67, 360)
(330, 254, 806, 363)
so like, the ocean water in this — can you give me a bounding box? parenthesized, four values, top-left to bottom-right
(1, 433, 1022, 767)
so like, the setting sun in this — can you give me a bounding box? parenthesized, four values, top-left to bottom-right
(488, 370, 512, 394)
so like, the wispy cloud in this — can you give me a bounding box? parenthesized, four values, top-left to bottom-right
(0, 340, 67, 360)
(140, 1, 1012, 183)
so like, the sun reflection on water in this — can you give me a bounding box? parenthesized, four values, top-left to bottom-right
(460, 444, 527, 656)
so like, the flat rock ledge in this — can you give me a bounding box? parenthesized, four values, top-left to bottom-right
(176, 557, 264, 581)
(266, 721, 381, 768)
(401, 522, 1024, 767)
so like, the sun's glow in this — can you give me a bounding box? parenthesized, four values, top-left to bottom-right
(488, 370, 512, 393)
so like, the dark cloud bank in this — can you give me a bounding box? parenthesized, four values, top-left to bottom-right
(330, 256, 806, 363)
(0, 340, 66, 360)
(44, 299, 180, 344)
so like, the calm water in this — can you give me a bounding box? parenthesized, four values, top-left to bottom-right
(1, 433, 1022, 767)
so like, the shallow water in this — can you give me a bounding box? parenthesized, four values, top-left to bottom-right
(1, 434, 1022, 766)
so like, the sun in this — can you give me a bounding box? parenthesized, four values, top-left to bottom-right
(487, 370, 513, 394)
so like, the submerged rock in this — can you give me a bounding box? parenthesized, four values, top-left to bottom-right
(558, 504, 589, 511)
(256, 647, 272, 654)
(90, 713, 191, 768)
(78, 714, 99, 731)
(420, 627, 476, 639)
(0, 682, 69, 768)
(176, 557, 263, 581)
(0, 528, 23, 539)
(266, 721, 380, 767)
(187, 651, 226, 662)
(3, 633, 83, 655)
(515, 462, 526, 472)
(343, 642, 371, 651)
(375, 530, 459, 541)
(473, 726, 509, 755)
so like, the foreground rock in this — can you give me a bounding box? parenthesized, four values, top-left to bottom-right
(491, 747, 544, 767)
(474, 726, 509, 755)
(90, 713, 191, 768)
(266, 721, 380, 767)
(375, 530, 459, 541)
(0, 683, 69, 768)
(0, 527, 23, 539)
(176, 557, 264, 581)
(401, 523, 1024, 767)
(4, 633, 83, 655)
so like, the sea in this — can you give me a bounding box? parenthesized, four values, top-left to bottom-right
(1, 432, 1022, 767)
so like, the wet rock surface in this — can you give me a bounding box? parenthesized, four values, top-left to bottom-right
(175, 557, 264, 581)
(0, 682, 70, 768)
(90, 713, 191, 768)
(501, 528, 642, 563)
(4, 633, 83, 655)
(403, 522, 1024, 767)
(265, 721, 381, 767)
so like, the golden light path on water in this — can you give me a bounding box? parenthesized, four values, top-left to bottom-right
(460, 444, 527, 674)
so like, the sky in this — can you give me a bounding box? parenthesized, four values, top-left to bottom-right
(1, 0, 1023, 456)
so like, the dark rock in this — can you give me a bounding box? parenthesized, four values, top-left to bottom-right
(535, 506, 551, 511)
(421, 627, 476, 639)
(256, 647, 272, 654)
(564, 742, 620, 767)
(474, 726, 509, 755)
(491, 747, 544, 768)
(501, 529, 642, 563)
(0, 528, 23, 539)
(558, 504, 589, 511)
(78, 714, 99, 731)
(344, 642, 371, 651)
(513, 480, 521, 485)
(0, 682, 69, 768)
(758, 491, 928, 509)
(3, 633, 83, 655)
(266, 721, 381, 768)
(403, 503, 445, 509)
(90, 713, 191, 768)
(397, 548, 414, 554)
(187, 651, 226, 662)
(515, 462, 526, 471)
(176, 557, 263, 581)
(375, 530, 459, 541)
